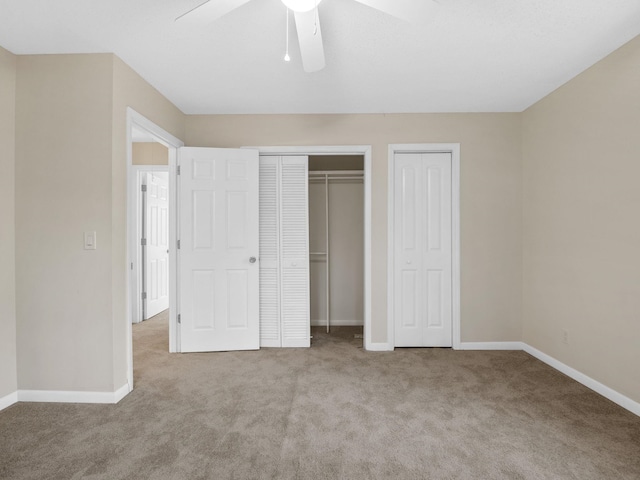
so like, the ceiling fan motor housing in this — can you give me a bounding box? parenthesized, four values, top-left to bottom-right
(281, 0, 323, 13)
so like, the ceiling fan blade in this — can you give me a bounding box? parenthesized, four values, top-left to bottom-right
(294, 10, 326, 73)
(350, 0, 439, 23)
(175, 0, 253, 26)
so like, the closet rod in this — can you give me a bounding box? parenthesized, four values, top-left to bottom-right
(309, 177, 363, 182)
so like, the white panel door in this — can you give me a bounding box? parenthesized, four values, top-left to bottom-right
(179, 147, 260, 352)
(394, 152, 452, 347)
(145, 172, 170, 318)
(280, 157, 310, 347)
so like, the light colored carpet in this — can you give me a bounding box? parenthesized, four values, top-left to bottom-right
(1, 311, 639, 479)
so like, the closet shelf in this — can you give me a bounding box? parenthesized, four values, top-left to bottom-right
(309, 170, 363, 176)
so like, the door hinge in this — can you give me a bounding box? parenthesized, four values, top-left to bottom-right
(141, 184, 147, 192)
(177, 165, 181, 175)
(142, 292, 147, 300)
(177, 314, 181, 324)
(141, 238, 147, 246)
(177, 239, 181, 249)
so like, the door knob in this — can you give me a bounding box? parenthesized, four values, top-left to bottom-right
(249, 257, 257, 264)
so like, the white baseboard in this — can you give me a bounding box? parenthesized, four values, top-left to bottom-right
(365, 342, 393, 351)
(522, 344, 640, 417)
(114, 383, 132, 403)
(0, 391, 18, 411)
(18, 383, 132, 405)
(458, 341, 524, 350)
(310, 319, 364, 327)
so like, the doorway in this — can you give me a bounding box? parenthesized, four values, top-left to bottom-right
(254, 146, 373, 349)
(126, 109, 183, 389)
(387, 144, 461, 349)
(308, 155, 364, 347)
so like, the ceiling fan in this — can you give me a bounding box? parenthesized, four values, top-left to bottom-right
(176, 0, 439, 73)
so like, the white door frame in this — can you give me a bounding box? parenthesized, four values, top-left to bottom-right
(130, 165, 169, 324)
(250, 146, 373, 350)
(126, 108, 183, 390)
(387, 144, 461, 350)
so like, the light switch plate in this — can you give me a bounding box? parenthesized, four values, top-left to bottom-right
(84, 231, 97, 250)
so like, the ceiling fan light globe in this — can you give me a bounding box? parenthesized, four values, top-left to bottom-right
(281, 0, 323, 13)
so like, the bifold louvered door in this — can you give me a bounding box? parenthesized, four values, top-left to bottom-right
(258, 158, 281, 347)
(259, 156, 310, 348)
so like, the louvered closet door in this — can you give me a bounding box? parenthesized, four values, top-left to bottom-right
(258, 158, 280, 347)
(258, 155, 310, 348)
(280, 157, 310, 347)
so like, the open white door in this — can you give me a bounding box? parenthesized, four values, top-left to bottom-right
(178, 147, 260, 352)
(144, 172, 170, 318)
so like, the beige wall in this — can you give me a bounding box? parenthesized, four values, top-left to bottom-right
(12, 53, 184, 394)
(15, 54, 115, 391)
(132, 142, 169, 165)
(522, 35, 640, 403)
(0, 46, 17, 399)
(186, 113, 523, 344)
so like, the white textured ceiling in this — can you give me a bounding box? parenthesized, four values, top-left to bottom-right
(1, 0, 639, 114)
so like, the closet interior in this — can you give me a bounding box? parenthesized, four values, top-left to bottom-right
(308, 156, 364, 341)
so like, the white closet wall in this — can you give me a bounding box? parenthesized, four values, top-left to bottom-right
(309, 178, 364, 326)
(259, 156, 310, 347)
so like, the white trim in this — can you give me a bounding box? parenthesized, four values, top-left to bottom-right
(114, 383, 132, 403)
(127, 109, 183, 150)
(458, 341, 524, 350)
(0, 391, 18, 411)
(168, 145, 179, 353)
(126, 108, 184, 391)
(522, 344, 640, 417)
(451, 145, 461, 350)
(365, 342, 393, 352)
(387, 144, 461, 350)
(17, 384, 130, 404)
(249, 146, 373, 351)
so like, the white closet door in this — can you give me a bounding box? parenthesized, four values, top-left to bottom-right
(280, 157, 310, 347)
(258, 157, 281, 347)
(258, 155, 310, 348)
(179, 147, 260, 353)
(394, 152, 452, 347)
